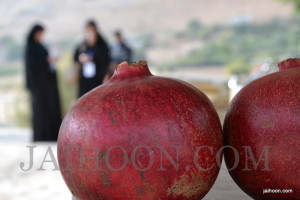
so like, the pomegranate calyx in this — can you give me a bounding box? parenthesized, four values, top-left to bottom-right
(110, 60, 152, 81)
(278, 58, 300, 71)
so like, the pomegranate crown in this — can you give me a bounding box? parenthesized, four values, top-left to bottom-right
(110, 60, 153, 81)
(278, 58, 300, 71)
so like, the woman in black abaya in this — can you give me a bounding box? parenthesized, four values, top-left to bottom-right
(24, 24, 62, 141)
(73, 20, 111, 97)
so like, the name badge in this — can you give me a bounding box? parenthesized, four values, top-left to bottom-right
(83, 62, 96, 78)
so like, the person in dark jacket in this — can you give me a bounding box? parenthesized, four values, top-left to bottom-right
(111, 30, 132, 64)
(103, 30, 132, 82)
(24, 24, 62, 142)
(73, 20, 111, 97)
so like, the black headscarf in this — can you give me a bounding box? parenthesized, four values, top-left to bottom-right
(86, 19, 98, 30)
(27, 24, 44, 44)
(85, 19, 107, 46)
(24, 23, 48, 91)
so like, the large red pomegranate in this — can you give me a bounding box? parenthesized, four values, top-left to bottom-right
(224, 58, 300, 200)
(57, 61, 222, 200)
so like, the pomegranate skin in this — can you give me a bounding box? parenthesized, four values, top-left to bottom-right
(224, 60, 300, 200)
(58, 61, 222, 200)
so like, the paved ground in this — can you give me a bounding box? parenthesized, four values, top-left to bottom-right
(0, 126, 251, 200)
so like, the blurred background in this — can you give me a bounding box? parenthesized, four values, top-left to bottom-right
(0, 0, 299, 199)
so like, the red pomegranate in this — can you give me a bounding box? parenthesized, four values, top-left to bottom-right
(57, 61, 222, 200)
(224, 58, 300, 200)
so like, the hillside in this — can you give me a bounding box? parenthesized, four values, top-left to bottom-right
(0, 0, 293, 42)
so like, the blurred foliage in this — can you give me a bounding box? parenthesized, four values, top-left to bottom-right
(186, 19, 203, 39)
(14, 91, 31, 127)
(132, 33, 154, 61)
(0, 72, 31, 127)
(279, 0, 300, 12)
(57, 51, 77, 116)
(158, 17, 300, 74)
(0, 65, 20, 77)
(0, 36, 23, 61)
(226, 59, 251, 74)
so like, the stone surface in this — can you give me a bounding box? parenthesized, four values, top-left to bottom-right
(0, 126, 251, 200)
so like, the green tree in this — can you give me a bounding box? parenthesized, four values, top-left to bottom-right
(226, 59, 251, 75)
(186, 19, 202, 39)
(188, 19, 202, 32)
(279, 0, 300, 12)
